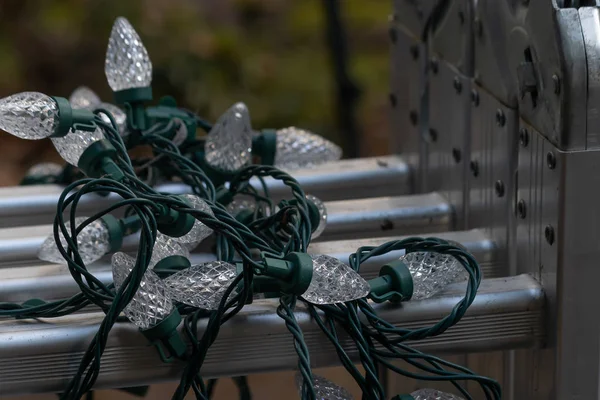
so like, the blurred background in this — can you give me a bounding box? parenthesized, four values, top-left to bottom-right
(6, 0, 392, 398)
(0, 0, 391, 186)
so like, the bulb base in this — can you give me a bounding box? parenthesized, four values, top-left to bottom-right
(78, 139, 125, 181)
(368, 260, 414, 303)
(262, 252, 313, 296)
(391, 396, 415, 400)
(51, 96, 97, 138)
(155, 203, 195, 238)
(100, 214, 124, 252)
(141, 309, 186, 363)
(252, 129, 277, 165)
(285, 197, 321, 234)
(154, 255, 192, 278)
(145, 97, 197, 143)
(113, 87, 152, 132)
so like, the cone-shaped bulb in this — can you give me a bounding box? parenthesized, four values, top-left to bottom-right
(112, 252, 174, 330)
(400, 252, 468, 300)
(164, 261, 237, 310)
(0, 92, 59, 139)
(301, 254, 370, 305)
(306, 194, 327, 239)
(204, 102, 253, 172)
(69, 86, 101, 110)
(410, 389, 464, 400)
(149, 233, 190, 267)
(295, 374, 353, 400)
(274, 127, 342, 170)
(174, 195, 214, 249)
(25, 162, 63, 179)
(51, 126, 105, 166)
(38, 216, 110, 265)
(105, 17, 153, 92)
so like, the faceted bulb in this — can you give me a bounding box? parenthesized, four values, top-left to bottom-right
(149, 233, 190, 268)
(112, 252, 174, 330)
(97, 102, 127, 135)
(204, 102, 253, 172)
(0, 92, 59, 139)
(306, 194, 327, 239)
(274, 127, 342, 170)
(301, 254, 370, 305)
(164, 261, 237, 310)
(295, 374, 353, 400)
(400, 252, 469, 300)
(51, 127, 105, 166)
(410, 389, 465, 400)
(69, 86, 101, 110)
(175, 195, 214, 249)
(25, 162, 63, 178)
(105, 17, 153, 92)
(38, 216, 110, 265)
(226, 197, 256, 216)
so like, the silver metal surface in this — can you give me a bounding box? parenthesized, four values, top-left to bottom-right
(430, 0, 474, 75)
(0, 274, 545, 396)
(0, 156, 412, 228)
(0, 229, 496, 303)
(0, 194, 452, 266)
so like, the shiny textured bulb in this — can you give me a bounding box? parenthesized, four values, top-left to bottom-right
(226, 197, 256, 216)
(175, 195, 214, 249)
(274, 127, 342, 170)
(410, 389, 464, 400)
(25, 162, 63, 178)
(112, 252, 174, 330)
(98, 102, 127, 135)
(69, 86, 101, 110)
(149, 233, 190, 267)
(51, 126, 105, 166)
(164, 261, 237, 310)
(105, 17, 153, 91)
(38, 217, 110, 265)
(306, 194, 327, 239)
(295, 374, 353, 400)
(400, 252, 469, 300)
(0, 92, 59, 139)
(301, 254, 370, 305)
(204, 102, 253, 172)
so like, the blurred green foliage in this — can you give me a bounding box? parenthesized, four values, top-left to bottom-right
(0, 0, 391, 163)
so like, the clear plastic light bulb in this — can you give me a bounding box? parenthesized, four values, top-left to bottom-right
(105, 17, 153, 92)
(174, 195, 214, 249)
(204, 102, 253, 172)
(0, 92, 59, 139)
(295, 374, 353, 400)
(164, 261, 237, 310)
(51, 126, 105, 166)
(400, 252, 469, 300)
(226, 197, 257, 216)
(112, 252, 174, 330)
(149, 233, 190, 267)
(69, 86, 101, 110)
(410, 389, 464, 400)
(274, 127, 342, 170)
(301, 254, 370, 305)
(38, 216, 110, 265)
(25, 162, 63, 178)
(97, 102, 127, 135)
(306, 194, 327, 239)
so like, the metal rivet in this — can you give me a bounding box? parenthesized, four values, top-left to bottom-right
(553, 74, 561, 95)
(409, 111, 418, 126)
(519, 128, 529, 147)
(517, 200, 527, 219)
(452, 148, 462, 163)
(453, 77, 463, 94)
(430, 58, 439, 74)
(429, 129, 438, 143)
(410, 45, 419, 60)
(470, 160, 479, 177)
(547, 151, 556, 170)
(389, 93, 397, 107)
(496, 109, 506, 127)
(495, 180, 505, 197)
(471, 90, 480, 106)
(545, 225, 555, 245)
(389, 28, 397, 43)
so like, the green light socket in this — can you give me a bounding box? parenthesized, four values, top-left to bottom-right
(77, 139, 125, 181)
(252, 129, 277, 165)
(262, 252, 313, 296)
(391, 395, 415, 400)
(100, 214, 124, 253)
(141, 309, 186, 363)
(51, 96, 97, 138)
(286, 197, 321, 234)
(155, 201, 195, 238)
(113, 87, 153, 132)
(154, 255, 192, 279)
(368, 260, 414, 303)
